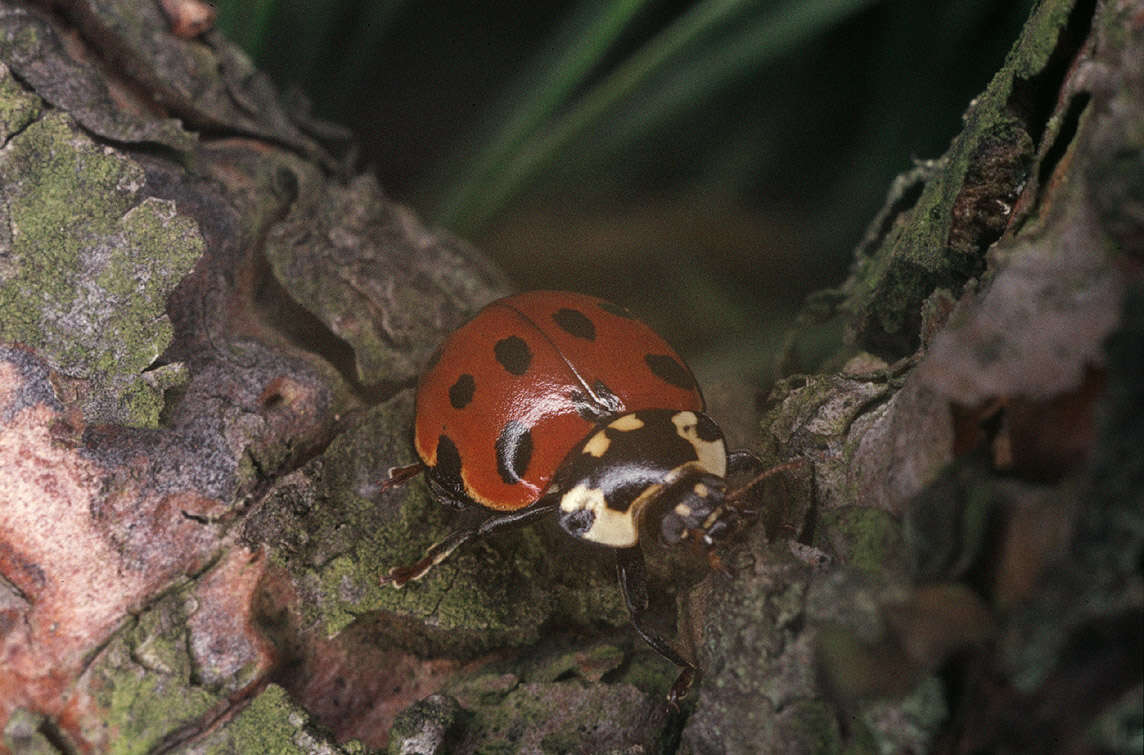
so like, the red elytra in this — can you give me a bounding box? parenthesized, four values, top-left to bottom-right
(413, 291, 705, 512)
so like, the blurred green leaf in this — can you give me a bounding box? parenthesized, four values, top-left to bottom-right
(214, 0, 280, 60)
(432, 0, 654, 229)
(438, 0, 882, 234)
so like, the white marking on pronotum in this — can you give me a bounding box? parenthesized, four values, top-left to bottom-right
(671, 411, 727, 476)
(560, 484, 640, 547)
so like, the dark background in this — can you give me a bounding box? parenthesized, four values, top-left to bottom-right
(215, 0, 1034, 384)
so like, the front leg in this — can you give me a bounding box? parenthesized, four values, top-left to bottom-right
(381, 500, 559, 587)
(615, 547, 698, 706)
(726, 448, 764, 476)
(725, 454, 807, 505)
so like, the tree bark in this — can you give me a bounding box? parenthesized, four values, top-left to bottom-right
(1, 0, 1140, 753)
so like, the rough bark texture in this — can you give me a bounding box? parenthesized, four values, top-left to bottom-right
(0, 0, 1141, 754)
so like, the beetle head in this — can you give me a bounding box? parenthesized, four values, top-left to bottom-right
(656, 471, 732, 547)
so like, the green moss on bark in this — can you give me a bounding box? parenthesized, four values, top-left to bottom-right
(820, 0, 1080, 360)
(0, 111, 202, 426)
(818, 507, 907, 576)
(251, 394, 626, 659)
(0, 62, 41, 144)
(82, 593, 216, 753)
(195, 684, 365, 755)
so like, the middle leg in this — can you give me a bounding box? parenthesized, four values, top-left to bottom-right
(616, 546, 699, 706)
(382, 500, 560, 587)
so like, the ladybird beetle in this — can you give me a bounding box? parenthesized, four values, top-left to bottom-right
(380, 291, 770, 703)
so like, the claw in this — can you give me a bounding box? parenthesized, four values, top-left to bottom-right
(377, 462, 424, 495)
(379, 555, 434, 588)
(665, 666, 699, 711)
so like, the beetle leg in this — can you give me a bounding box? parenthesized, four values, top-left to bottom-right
(666, 666, 699, 711)
(473, 500, 560, 537)
(377, 462, 424, 494)
(677, 526, 735, 579)
(726, 449, 765, 476)
(725, 456, 807, 504)
(615, 547, 699, 704)
(381, 501, 559, 587)
(704, 549, 733, 578)
(380, 509, 483, 587)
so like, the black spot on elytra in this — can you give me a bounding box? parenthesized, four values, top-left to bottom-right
(645, 354, 694, 390)
(598, 300, 635, 319)
(433, 434, 465, 496)
(448, 374, 475, 409)
(552, 308, 596, 340)
(494, 336, 532, 375)
(696, 413, 721, 442)
(560, 507, 595, 536)
(496, 421, 533, 484)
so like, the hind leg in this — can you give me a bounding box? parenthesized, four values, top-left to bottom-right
(381, 500, 560, 586)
